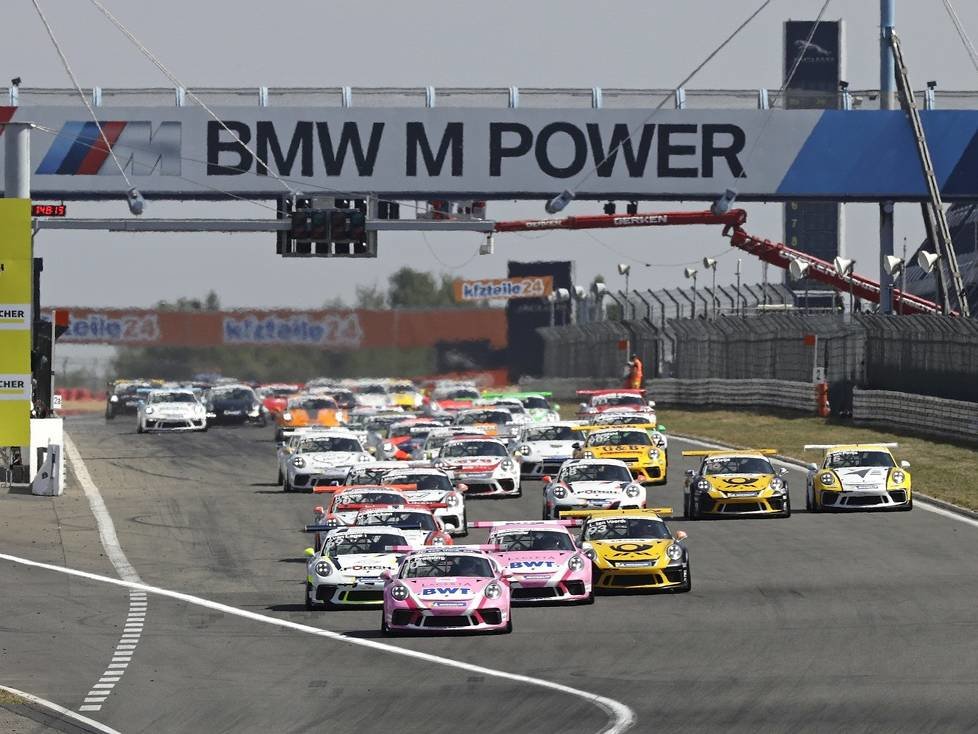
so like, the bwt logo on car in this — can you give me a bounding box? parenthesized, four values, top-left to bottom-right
(36, 121, 181, 175)
(421, 587, 473, 596)
(508, 560, 557, 569)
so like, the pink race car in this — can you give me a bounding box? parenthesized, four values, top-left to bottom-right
(381, 546, 512, 635)
(474, 520, 594, 604)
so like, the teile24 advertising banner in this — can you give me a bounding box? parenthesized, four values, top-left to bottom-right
(0, 199, 32, 446)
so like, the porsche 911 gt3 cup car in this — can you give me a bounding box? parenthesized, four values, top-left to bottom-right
(576, 389, 656, 420)
(380, 468, 467, 536)
(435, 437, 521, 497)
(578, 412, 668, 450)
(804, 443, 912, 512)
(510, 422, 586, 478)
(453, 408, 518, 438)
(344, 460, 408, 486)
(573, 428, 666, 484)
(310, 486, 411, 536)
(481, 391, 560, 423)
(471, 520, 592, 604)
(542, 459, 645, 519)
(304, 527, 407, 609)
(136, 389, 207, 433)
(351, 507, 453, 546)
(381, 546, 512, 634)
(682, 449, 790, 519)
(277, 428, 335, 484)
(275, 395, 347, 443)
(563, 509, 690, 593)
(284, 431, 372, 492)
(418, 427, 488, 460)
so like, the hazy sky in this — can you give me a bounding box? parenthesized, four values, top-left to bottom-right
(4, 0, 978, 309)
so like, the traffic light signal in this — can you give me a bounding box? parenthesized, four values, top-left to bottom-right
(281, 197, 377, 258)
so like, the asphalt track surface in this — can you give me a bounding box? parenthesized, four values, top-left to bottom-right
(3, 415, 978, 733)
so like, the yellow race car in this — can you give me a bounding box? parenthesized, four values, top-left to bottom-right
(804, 443, 912, 512)
(562, 508, 690, 593)
(573, 427, 667, 484)
(682, 449, 790, 519)
(389, 381, 424, 410)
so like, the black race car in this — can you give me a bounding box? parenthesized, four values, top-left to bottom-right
(105, 381, 150, 419)
(204, 384, 266, 426)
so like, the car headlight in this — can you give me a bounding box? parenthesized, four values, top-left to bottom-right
(695, 478, 710, 491)
(314, 560, 332, 577)
(567, 555, 584, 571)
(520, 444, 531, 455)
(390, 583, 409, 601)
(769, 477, 785, 493)
(446, 493, 460, 507)
(666, 543, 683, 562)
(484, 582, 502, 600)
(282, 411, 293, 421)
(552, 485, 567, 499)
(384, 442, 394, 453)
(292, 456, 306, 468)
(249, 404, 260, 416)
(110, 395, 119, 403)
(145, 406, 155, 416)
(582, 546, 596, 561)
(625, 485, 640, 498)
(357, 454, 371, 462)
(325, 517, 341, 527)
(891, 470, 905, 484)
(819, 471, 835, 485)
(648, 449, 660, 460)
(429, 534, 447, 546)
(583, 451, 594, 459)
(501, 458, 514, 470)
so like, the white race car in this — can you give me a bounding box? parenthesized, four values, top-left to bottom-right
(380, 467, 468, 536)
(804, 443, 913, 511)
(418, 426, 489, 461)
(351, 506, 454, 547)
(277, 428, 336, 484)
(344, 460, 410, 486)
(136, 389, 207, 433)
(284, 431, 372, 492)
(511, 422, 586, 479)
(542, 459, 646, 519)
(303, 527, 407, 609)
(435, 437, 521, 497)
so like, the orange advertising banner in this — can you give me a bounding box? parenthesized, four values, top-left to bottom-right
(453, 276, 553, 302)
(46, 307, 507, 350)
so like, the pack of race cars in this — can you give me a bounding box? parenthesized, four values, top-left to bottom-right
(264, 382, 915, 636)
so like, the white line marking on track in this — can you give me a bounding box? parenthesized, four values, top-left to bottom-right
(65, 432, 149, 714)
(0, 551, 636, 734)
(673, 435, 978, 529)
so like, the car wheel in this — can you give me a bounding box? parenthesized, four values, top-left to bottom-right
(541, 500, 550, 520)
(899, 497, 913, 511)
(105, 408, 115, 420)
(500, 619, 513, 634)
(805, 485, 813, 512)
(136, 422, 144, 434)
(284, 480, 292, 493)
(781, 495, 791, 518)
(458, 510, 469, 537)
(810, 488, 820, 513)
(277, 468, 284, 485)
(580, 591, 595, 605)
(686, 493, 698, 521)
(381, 617, 394, 636)
(677, 561, 692, 593)
(304, 582, 315, 610)
(275, 429, 284, 443)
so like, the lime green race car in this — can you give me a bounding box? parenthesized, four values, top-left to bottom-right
(481, 391, 560, 423)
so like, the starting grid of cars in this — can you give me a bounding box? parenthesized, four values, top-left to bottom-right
(107, 376, 916, 635)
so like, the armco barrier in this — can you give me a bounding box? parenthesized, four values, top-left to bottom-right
(519, 377, 817, 413)
(852, 388, 978, 444)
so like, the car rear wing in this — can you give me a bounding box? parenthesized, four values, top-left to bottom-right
(803, 443, 898, 451)
(559, 507, 673, 519)
(576, 389, 645, 397)
(681, 449, 778, 457)
(385, 544, 502, 553)
(468, 519, 582, 529)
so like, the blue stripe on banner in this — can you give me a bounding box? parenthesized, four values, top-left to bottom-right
(35, 121, 86, 175)
(777, 110, 978, 199)
(57, 122, 102, 175)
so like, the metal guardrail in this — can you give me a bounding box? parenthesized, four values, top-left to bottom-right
(853, 388, 978, 444)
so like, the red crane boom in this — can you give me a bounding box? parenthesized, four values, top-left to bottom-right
(493, 208, 947, 316)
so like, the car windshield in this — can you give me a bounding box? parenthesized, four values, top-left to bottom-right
(457, 411, 510, 425)
(595, 394, 644, 407)
(391, 383, 416, 393)
(359, 511, 436, 531)
(444, 388, 479, 400)
(561, 464, 632, 483)
(149, 392, 196, 404)
(493, 530, 575, 552)
(298, 437, 361, 453)
(826, 450, 896, 469)
(325, 533, 403, 556)
(334, 491, 405, 508)
(583, 518, 672, 541)
(383, 473, 453, 491)
(524, 426, 583, 442)
(587, 430, 652, 447)
(441, 441, 507, 458)
(291, 398, 337, 410)
(366, 416, 402, 432)
(597, 415, 650, 427)
(493, 402, 525, 413)
(360, 385, 388, 395)
(401, 554, 494, 578)
(212, 388, 254, 401)
(703, 457, 774, 475)
(267, 388, 295, 397)
(332, 391, 356, 403)
(346, 467, 392, 485)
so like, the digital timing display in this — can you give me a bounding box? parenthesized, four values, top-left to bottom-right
(31, 203, 67, 217)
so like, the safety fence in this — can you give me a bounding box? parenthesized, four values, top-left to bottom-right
(852, 389, 978, 445)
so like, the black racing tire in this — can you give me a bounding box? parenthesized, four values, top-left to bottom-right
(256, 415, 268, 428)
(805, 485, 813, 512)
(580, 591, 595, 605)
(284, 479, 293, 493)
(676, 561, 692, 593)
(136, 423, 144, 434)
(105, 408, 115, 420)
(499, 619, 513, 634)
(899, 497, 914, 511)
(458, 510, 469, 537)
(277, 468, 284, 485)
(781, 495, 792, 518)
(304, 582, 315, 610)
(685, 493, 698, 521)
(810, 488, 820, 513)
(275, 429, 285, 443)
(381, 617, 394, 636)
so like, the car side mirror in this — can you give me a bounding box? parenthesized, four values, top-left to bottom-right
(501, 569, 514, 580)
(807, 463, 819, 471)
(304, 547, 315, 558)
(578, 402, 587, 410)
(457, 483, 468, 493)
(313, 505, 324, 515)
(685, 469, 695, 478)
(380, 570, 393, 582)
(657, 424, 666, 432)
(778, 468, 788, 476)
(541, 475, 552, 484)
(572, 443, 582, 450)
(900, 460, 910, 470)
(674, 530, 688, 541)
(648, 401, 656, 408)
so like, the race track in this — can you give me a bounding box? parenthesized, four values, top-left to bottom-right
(3, 415, 978, 733)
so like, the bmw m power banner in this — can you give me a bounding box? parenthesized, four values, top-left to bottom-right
(0, 199, 32, 446)
(8, 104, 978, 201)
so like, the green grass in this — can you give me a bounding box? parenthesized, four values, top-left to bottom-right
(659, 409, 978, 511)
(0, 690, 26, 705)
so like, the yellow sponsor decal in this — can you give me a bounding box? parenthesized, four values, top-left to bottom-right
(0, 200, 32, 446)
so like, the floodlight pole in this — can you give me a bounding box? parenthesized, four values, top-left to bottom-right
(879, 0, 896, 314)
(3, 122, 31, 199)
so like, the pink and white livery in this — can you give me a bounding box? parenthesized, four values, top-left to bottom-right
(381, 546, 512, 634)
(434, 437, 521, 497)
(472, 520, 594, 604)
